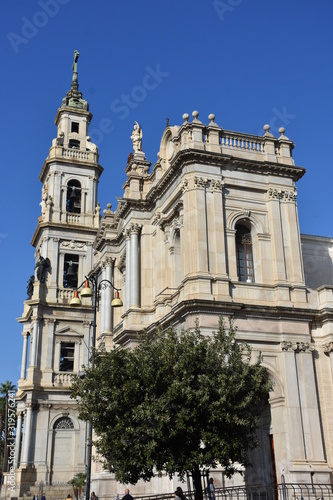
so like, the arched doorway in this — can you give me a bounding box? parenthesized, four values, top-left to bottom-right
(50, 416, 75, 484)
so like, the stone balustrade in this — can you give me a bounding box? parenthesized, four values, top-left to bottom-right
(53, 372, 75, 386)
(62, 147, 96, 161)
(66, 212, 81, 224)
(172, 112, 295, 165)
(220, 130, 265, 153)
(57, 287, 75, 301)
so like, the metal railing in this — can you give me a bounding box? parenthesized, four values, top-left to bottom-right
(134, 485, 333, 500)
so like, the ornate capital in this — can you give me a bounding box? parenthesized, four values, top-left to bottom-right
(124, 227, 131, 239)
(323, 342, 333, 354)
(130, 223, 142, 235)
(180, 179, 189, 193)
(282, 189, 297, 202)
(209, 179, 224, 192)
(194, 176, 207, 189)
(281, 340, 314, 353)
(268, 188, 281, 200)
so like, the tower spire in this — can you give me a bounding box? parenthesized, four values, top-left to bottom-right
(61, 50, 89, 111)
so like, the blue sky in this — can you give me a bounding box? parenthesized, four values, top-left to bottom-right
(1, 0, 332, 386)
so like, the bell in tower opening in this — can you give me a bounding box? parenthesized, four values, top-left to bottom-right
(66, 180, 81, 213)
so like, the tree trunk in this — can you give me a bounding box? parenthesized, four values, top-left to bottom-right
(192, 464, 203, 500)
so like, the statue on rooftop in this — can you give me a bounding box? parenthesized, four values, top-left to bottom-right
(131, 121, 142, 153)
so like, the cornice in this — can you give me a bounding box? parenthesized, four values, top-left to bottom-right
(116, 148, 305, 220)
(39, 155, 103, 183)
(31, 221, 99, 248)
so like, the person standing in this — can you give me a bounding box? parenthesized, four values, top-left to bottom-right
(207, 478, 215, 500)
(122, 489, 134, 500)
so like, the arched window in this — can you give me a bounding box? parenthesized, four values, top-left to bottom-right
(236, 224, 254, 283)
(53, 417, 74, 429)
(66, 180, 81, 213)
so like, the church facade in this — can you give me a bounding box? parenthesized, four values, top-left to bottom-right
(13, 55, 333, 498)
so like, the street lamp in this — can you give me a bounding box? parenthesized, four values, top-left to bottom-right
(70, 271, 122, 500)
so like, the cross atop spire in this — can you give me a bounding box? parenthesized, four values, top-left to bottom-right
(61, 50, 89, 111)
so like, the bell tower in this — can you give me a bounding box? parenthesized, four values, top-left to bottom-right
(15, 51, 102, 491)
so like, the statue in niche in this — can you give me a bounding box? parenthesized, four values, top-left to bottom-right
(131, 121, 142, 153)
(26, 275, 35, 299)
(35, 256, 51, 283)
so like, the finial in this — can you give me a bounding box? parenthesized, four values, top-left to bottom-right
(263, 124, 270, 133)
(71, 50, 79, 91)
(61, 50, 89, 111)
(182, 113, 189, 123)
(208, 114, 215, 123)
(192, 110, 199, 120)
(166, 117, 169, 127)
(279, 127, 285, 136)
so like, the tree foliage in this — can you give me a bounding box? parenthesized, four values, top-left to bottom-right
(68, 472, 86, 500)
(71, 318, 271, 497)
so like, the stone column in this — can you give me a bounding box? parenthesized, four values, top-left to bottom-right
(125, 230, 131, 309)
(130, 224, 141, 307)
(267, 189, 287, 283)
(208, 180, 227, 276)
(45, 319, 56, 370)
(191, 177, 209, 273)
(14, 412, 22, 468)
(281, 341, 306, 461)
(280, 190, 304, 284)
(53, 170, 63, 223)
(30, 319, 39, 367)
(295, 342, 326, 463)
(20, 333, 29, 380)
(21, 405, 33, 466)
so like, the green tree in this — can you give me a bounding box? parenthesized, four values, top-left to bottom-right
(0, 381, 16, 476)
(68, 472, 86, 500)
(71, 318, 272, 500)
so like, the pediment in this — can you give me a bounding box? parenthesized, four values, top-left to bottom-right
(55, 326, 83, 338)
